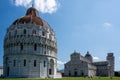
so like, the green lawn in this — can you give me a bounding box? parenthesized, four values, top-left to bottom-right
(0, 77, 120, 80)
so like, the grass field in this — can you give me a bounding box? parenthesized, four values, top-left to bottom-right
(0, 77, 120, 80)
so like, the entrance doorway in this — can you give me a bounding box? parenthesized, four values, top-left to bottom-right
(74, 71, 77, 76)
(49, 59, 54, 75)
(81, 72, 84, 76)
(7, 67, 9, 77)
(49, 69, 52, 75)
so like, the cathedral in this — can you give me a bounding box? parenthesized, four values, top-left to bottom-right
(64, 51, 114, 77)
(3, 7, 60, 78)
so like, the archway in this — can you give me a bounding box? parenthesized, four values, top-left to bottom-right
(74, 68, 77, 76)
(69, 71, 71, 76)
(7, 67, 9, 77)
(81, 72, 84, 76)
(74, 71, 77, 76)
(49, 59, 54, 75)
(5, 57, 9, 77)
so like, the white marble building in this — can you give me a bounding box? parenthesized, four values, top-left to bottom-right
(64, 51, 96, 77)
(3, 7, 59, 78)
(64, 51, 114, 77)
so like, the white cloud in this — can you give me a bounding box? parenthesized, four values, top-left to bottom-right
(103, 22, 112, 27)
(11, 0, 60, 14)
(34, 0, 59, 14)
(14, 0, 32, 7)
(57, 61, 66, 65)
(57, 60, 66, 70)
(103, 22, 112, 30)
(93, 56, 99, 60)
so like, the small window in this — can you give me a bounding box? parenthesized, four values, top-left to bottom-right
(24, 59, 26, 66)
(42, 31, 45, 36)
(21, 43, 23, 50)
(65, 65, 67, 69)
(9, 32, 11, 37)
(44, 51, 46, 54)
(13, 60, 16, 67)
(81, 61, 83, 63)
(23, 29, 26, 34)
(49, 34, 52, 40)
(32, 30, 36, 35)
(34, 44, 37, 51)
(44, 61, 46, 67)
(14, 30, 17, 36)
(34, 60, 37, 67)
(5, 57, 9, 65)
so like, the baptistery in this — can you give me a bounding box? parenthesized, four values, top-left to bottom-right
(3, 7, 57, 78)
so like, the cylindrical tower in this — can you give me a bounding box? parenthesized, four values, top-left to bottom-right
(106, 53, 114, 77)
(3, 7, 57, 78)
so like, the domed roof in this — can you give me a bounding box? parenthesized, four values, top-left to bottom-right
(13, 7, 43, 26)
(85, 51, 92, 57)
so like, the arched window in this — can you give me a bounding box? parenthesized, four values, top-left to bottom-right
(34, 44, 37, 51)
(20, 43, 23, 50)
(44, 51, 46, 54)
(49, 34, 52, 40)
(42, 31, 45, 36)
(44, 61, 46, 67)
(34, 60, 36, 67)
(13, 60, 16, 67)
(9, 32, 11, 37)
(23, 29, 26, 34)
(5, 57, 9, 65)
(14, 30, 17, 36)
(32, 29, 36, 35)
(24, 59, 26, 66)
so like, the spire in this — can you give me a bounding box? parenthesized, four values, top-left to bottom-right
(87, 51, 89, 54)
(74, 50, 76, 53)
(32, 3, 33, 7)
(32, 0, 34, 8)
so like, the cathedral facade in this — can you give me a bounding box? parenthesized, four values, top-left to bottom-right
(64, 51, 114, 77)
(3, 7, 58, 78)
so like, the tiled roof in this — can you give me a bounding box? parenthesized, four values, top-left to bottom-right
(13, 7, 43, 26)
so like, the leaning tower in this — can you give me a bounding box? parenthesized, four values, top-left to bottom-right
(106, 53, 115, 76)
(3, 7, 58, 78)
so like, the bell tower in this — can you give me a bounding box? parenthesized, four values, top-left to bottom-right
(106, 53, 114, 76)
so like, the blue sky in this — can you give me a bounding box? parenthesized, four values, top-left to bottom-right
(0, 0, 120, 71)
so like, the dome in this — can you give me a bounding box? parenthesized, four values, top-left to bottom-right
(85, 51, 93, 63)
(4, 7, 57, 56)
(13, 7, 43, 26)
(85, 51, 92, 57)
